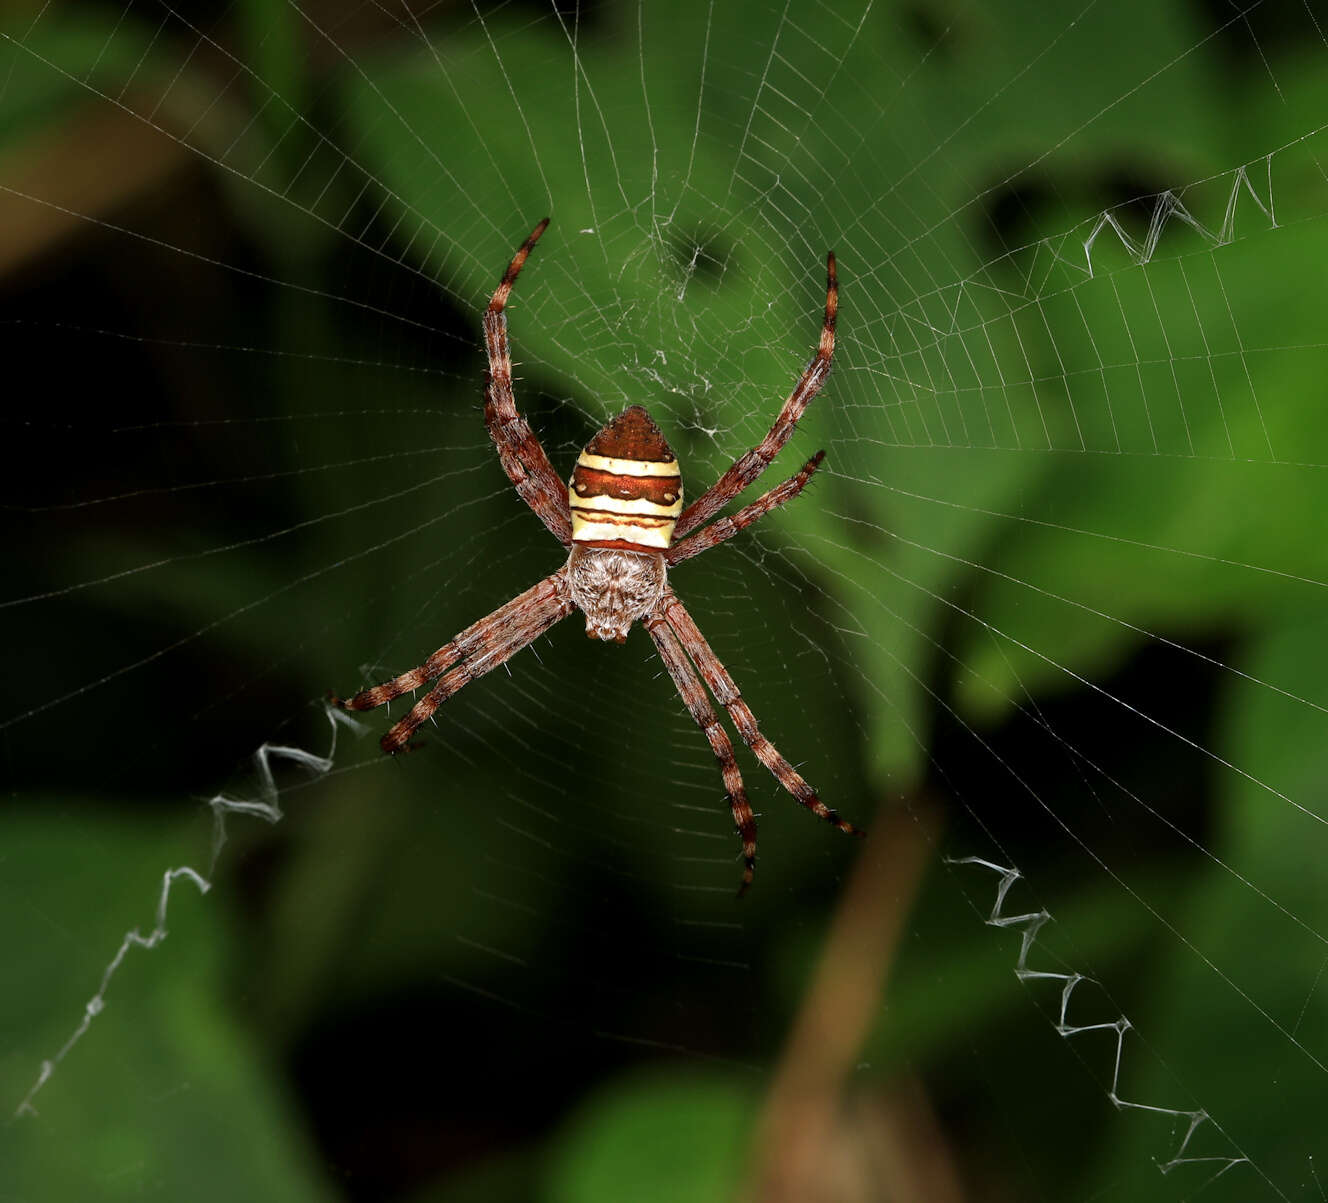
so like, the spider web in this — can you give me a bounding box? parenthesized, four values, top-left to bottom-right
(3, 0, 1328, 1198)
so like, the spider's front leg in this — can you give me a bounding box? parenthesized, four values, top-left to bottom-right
(482, 219, 573, 546)
(666, 451, 825, 567)
(673, 250, 837, 539)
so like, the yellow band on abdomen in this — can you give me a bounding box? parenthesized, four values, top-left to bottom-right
(577, 452, 681, 477)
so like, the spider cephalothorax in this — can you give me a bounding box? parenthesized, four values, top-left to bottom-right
(336, 219, 862, 892)
(567, 545, 666, 643)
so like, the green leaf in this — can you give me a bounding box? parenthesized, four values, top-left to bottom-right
(1083, 610, 1328, 1199)
(541, 1070, 757, 1203)
(0, 807, 329, 1202)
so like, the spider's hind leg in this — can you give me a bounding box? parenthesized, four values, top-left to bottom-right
(661, 589, 864, 842)
(332, 569, 573, 754)
(646, 613, 759, 895)
(379, 591, 572, 754)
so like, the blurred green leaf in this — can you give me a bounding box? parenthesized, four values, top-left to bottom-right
(541, 1070, 757, 1203)
(0, 18, 153, 148)
(0, 807, 330, 1202)
(1082, 609, 1328, 1198)
(957, 213, 1328, 720)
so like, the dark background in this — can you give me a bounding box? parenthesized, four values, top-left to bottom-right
(3, 1, 1328, 1200)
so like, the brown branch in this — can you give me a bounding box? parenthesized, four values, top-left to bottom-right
(746, 799, 957, 1203)
(0, 105, 189, 280)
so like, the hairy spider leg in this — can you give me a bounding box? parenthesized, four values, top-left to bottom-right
(660, 588, 864, 841)
(646, 614, 759, 895)
(483, 218, 574, 546)
(336, 569, 569, 714)
(379, 573, 574, 755)
(673, 250, 836, 540)
(666, 451, 825, 566)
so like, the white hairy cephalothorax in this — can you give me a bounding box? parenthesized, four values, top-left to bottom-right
(567, 545, 668, 642)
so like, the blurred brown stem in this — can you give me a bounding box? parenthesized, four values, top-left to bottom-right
(746, 799, 957, 1203)
(0, 105, 189, 280)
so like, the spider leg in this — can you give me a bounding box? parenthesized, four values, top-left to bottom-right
(660, 589, 864, 841)
(379, 576, 574, 755)
(666, 451, 825, 567)
(334, 568, 567, 714)
(646, 613, 759, 895)
(673, 251, 836, 540)
(483, 219, 574, 547)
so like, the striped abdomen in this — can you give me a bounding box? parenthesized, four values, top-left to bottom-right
(569, 406, 683, 550)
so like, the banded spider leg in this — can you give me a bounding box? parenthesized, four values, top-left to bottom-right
(647, 585, 862, 893)
(672, 250, 837, 540)
(482, 218, 572, 546)
(337, 569, 573, 754)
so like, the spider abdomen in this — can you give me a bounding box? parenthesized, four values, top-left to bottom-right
(568, 406, 683, 551)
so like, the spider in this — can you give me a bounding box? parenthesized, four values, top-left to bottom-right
(336, 219, 863, 892)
